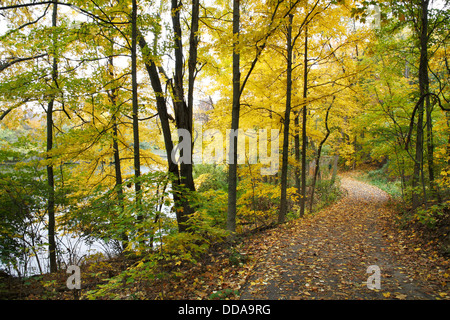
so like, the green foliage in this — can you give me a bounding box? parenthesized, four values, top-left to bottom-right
(228, 246, 249, 267)
(314, 177, 343, 210)
(208, 288, 239, 300)
(63, 171, 175, 251)
(414, 202, 450, 229)
(193, 164, 228, 192)
(352, 2, 450, 216)
(77, 169, 230, 298)
(0, 126, 49, 275)
(0, 162, 47, 275)
(358, 166, 403, 200)
(83, 206, 229, 299)
(192, 164, 229, 229)
(195, 189, 228, 229)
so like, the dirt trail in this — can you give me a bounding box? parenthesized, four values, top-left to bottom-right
(240, 176, 434, 300)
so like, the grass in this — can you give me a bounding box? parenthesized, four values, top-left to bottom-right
(354, 167, 403, 200)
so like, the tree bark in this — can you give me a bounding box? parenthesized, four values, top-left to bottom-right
(108, 55, 127, 250)
(131, 0, 142, 221)
(227, 0, 241, 235)
(412, 0, 429, 210)
(294, 111, 300, 197)
(112, 114, 127, 247)
(309, 97, 334, 213)
(46, 98, 57, 273)
(46, 0, 58, 274)
(279, 14, 294, 224)
(426, 95, 441, 202)
(170, 0, 196, 232)
(188, 0, 200, 123)
(300, 24, 308, 217)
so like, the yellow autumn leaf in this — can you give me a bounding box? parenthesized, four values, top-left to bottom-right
(382, 292, 391, 298)
(438, 292, 447, 298)
(395, 293, 407, 300)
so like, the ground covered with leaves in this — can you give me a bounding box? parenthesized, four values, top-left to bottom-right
(1, 174, 449, 300)
(239, 175, 449, 300)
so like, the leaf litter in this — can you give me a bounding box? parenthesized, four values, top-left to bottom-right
(238, 175, 449, 300)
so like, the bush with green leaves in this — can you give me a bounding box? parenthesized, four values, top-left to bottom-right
(0, 163, 48, 276)
(63, 171, 176, 253)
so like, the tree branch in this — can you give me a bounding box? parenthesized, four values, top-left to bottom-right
(0, 54, 47, 73)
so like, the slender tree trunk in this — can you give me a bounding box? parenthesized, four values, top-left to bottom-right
(300, 24, 308, 217)
(47, 99, 57, 273)
(188, 0, 200, 177)
(131, 0, 142, 223)
(294, 111, 300, 196)
(227, 0, 240, 235)
(426, 98, 441, 202)
(412, 0, 429, 210)
(309, 97, 334, 213)
(279, 14, 294, 224)
(46, 0, 58, 273)
(401, 161, 407, 204)
(112, 114, 127, 243)
(108, 54, 127, 249)
(188, 0, 200, 123)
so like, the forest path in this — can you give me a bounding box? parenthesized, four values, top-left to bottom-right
(239, 175, 435, 300)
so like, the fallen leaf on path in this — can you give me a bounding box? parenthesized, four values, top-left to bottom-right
(395, 293, 407, 300)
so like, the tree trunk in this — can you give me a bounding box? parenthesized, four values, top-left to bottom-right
(300, 24, 308, 217)
(108, 55, 127, 249)
(46, 0, 58, 274)
(131, 0, 142, 222)
(112, 114, 127, 246)
(227, 0, 240, 235)
(309, 97, 334, 213)
(294, 111, 300, 196)
(170, 0, 196, 232)
(412, 0, 429, 210)
(47, 98, 57, 273)
(279, 14, 294, 224)
(138, 31, 185, 232)
(188, 0, 200, 122)
(426, 97, 441, 202)
(188, 0, 200, 176)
